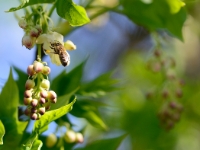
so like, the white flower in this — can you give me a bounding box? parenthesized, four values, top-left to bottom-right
(36, 31, 76, 66)
(36, 31, 64, 53)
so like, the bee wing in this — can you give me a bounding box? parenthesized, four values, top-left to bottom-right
(64, 51, 70, 66)
(49, 53, 62, 66)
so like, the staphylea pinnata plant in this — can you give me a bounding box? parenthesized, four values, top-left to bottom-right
(0, 0, 189, 150)
(1, 0, 92, 149)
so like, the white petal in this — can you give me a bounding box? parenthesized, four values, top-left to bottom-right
(52, 32, 64, 44)
(36, 34, 48, 44)
(49, 54, 62, 66)
(43, 42, 54, 53)
(64, 40, 76, 50)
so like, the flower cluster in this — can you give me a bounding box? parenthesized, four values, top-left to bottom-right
(19, 18, 42, 49)
(24, 60, 57, 120)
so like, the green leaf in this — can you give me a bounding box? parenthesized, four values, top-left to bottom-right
(0, 69, 28, 149)
(70, 100, 107, 130)
(0, 121, 5, 145)
(14, 67, 28, 104)
(34, 97, 76, 134)
(120, 0, 187, 40)
(22, 132, 38, 150)
(51, 61, 85, 96)
(78, 72, 118, 98)
(0, 68, 18, 130)
(56, 0, 90, 26)
(7, 0, 55, 12)
(75, 134, 127, 150)
(31, 140, 43, 150)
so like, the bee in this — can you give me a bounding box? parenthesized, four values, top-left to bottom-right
(49, 41, 70, 66)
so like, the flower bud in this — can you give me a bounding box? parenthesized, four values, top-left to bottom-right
(31, 107, 37, 113)
(31, 99, 38, 107)
(24, 97, 32, 105)
(169, 101, 177, 109)
(30, 113, 38, 120)
(30, 28, 39, 37)
(46, 133, 57, 148)
(47, 90, 57, 103)
(40, 90, 48, 98)
(152, 62, 161, 72)
(39, 97, 46, 104)
(22, 35, 35, 49)
(25, 79, 35, 90)
(35, 25, 42, 34)
(24, 107, 31, 116)
(38, 107, 46, 115)
(27, 65, 36, 76)
(24, 90, 32, 98)
(64, 130, 76, 143)
(42, 66, 51, 75)
(154, 50, 161, 57)
(18, 19, 27, 29)
(76, 133, 84, 143)
(33, 61, 44, 73)
(41, 79, 50, 90)
(64, 40, 76, 50)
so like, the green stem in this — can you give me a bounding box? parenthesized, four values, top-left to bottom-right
(48, 2, 56, 17)
(37, 44, 42, 60)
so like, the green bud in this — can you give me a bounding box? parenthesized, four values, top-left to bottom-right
(64, 130, 76, 143)
(25, 79, 35, 90)
(41, 79, 50, 90)
(46, 133, 57, 148)
(24, 97, 32, 105)
(76, 133, 84, 143)
(42, 66, 51, 75)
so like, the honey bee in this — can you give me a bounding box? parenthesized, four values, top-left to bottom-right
(49, 41, 70, 66)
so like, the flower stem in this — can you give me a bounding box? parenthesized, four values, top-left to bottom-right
(48, 3, 56, 17)
(37, 44, 42, 60)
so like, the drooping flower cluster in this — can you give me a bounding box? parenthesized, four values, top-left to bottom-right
(45, 130, 84, 148)
(19, 18, 42, 49)
(146, 48, 184, 130)
(24, 60, 57, 120)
